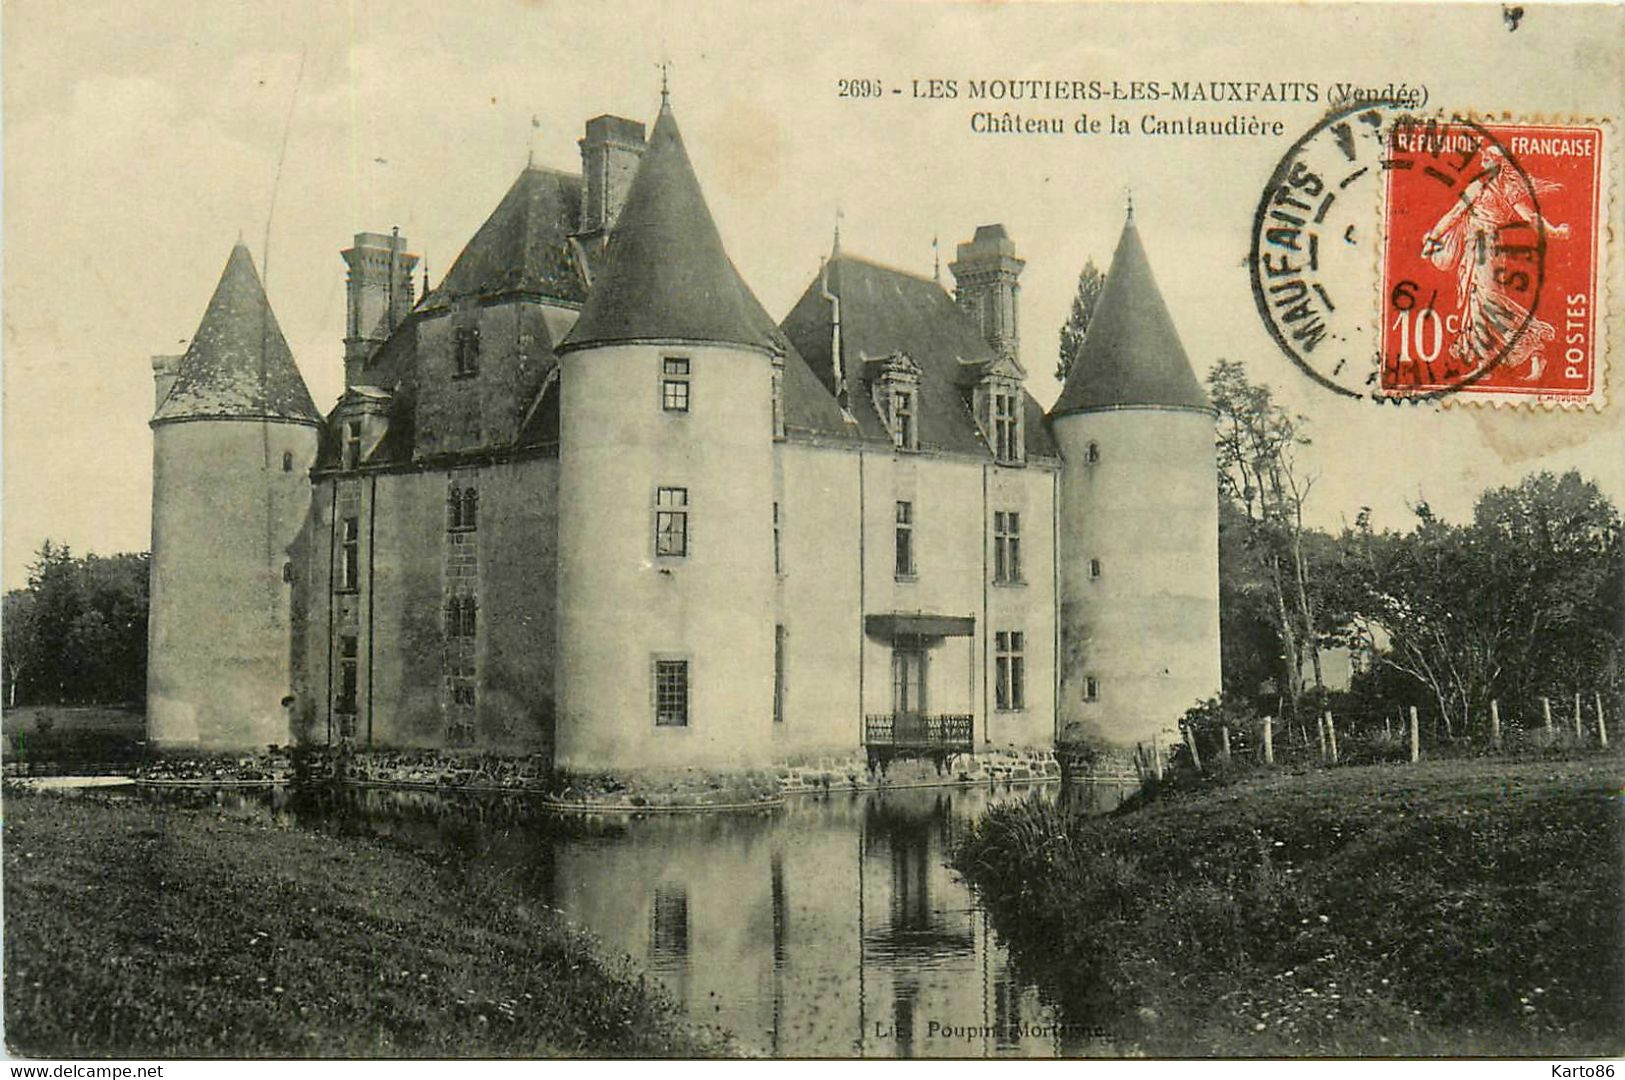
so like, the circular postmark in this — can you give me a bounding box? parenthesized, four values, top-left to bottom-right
(1249, 101, 1548, 400)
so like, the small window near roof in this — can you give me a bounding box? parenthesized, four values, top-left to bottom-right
(662, 357, 690, 413)
(1086, 441, 1101, 464)
(1089, 558, 1102, 579)
(282, 450, 294, 472)
(342, 421, 362, 470)
(453, 325, 481, 377)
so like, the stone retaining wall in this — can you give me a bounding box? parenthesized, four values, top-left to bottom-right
(127, 744, 1073, 810)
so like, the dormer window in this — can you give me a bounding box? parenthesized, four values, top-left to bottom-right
(868, 351, 922, 452)
(971, 361, 1026, 465)
(453, 325, 481, 378)
(992, 391, 1021, 462)
(342, 421, 362, 470)
(891, 388, 916, 450)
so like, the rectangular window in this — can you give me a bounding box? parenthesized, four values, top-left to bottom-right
(655, 487, 689, 557)
(993, 510, 1022, 584)
(654, 659, 689, 727)
(451, 681, 476, 707)
(772, 502, 782, 575)
(892, 389, 916, 450)
(662, 356, 691, 412)
(338, 634, 359, 715)
(993, 392, 1020, 461)
(771, 361, 785, 439)
(995, 631, 1025, 711)
(1085, 676, 1100, 701)
(444, 595, 477, 638)
(342, 421, 362, 470)
(448, 483, 478, 532)
(339, 517, 359, 592)
(773, 624, 787, 725)
(453, 325, 481, 377)
(894, 500, 915, 578)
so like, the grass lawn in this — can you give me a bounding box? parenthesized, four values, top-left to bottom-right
(956, 753, 1624, 1057)
(2, 790, 735, 1058)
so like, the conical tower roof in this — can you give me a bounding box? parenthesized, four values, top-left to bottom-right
(560, 101, 775, 354)
(154, 242, 321, 425)
(1049, 214, 1209, 417)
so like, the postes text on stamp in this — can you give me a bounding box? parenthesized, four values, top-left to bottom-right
(1381, 120, 1604, 405)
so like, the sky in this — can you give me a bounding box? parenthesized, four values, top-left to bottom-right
(4, 0, 1622, 589)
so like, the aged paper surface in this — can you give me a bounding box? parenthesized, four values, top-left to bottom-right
(3, 0, 1622, 1065)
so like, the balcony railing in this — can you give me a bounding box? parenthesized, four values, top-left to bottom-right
(864, 713, 974, 751)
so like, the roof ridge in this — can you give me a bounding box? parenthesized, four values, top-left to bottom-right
(835, 251, 941, 287)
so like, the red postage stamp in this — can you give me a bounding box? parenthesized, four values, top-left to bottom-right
(1380, 119, 1605, 404)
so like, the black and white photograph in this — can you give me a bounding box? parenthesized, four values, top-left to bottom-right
(2, 0, 1621, 1065)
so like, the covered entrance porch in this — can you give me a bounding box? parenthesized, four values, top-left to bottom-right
(862, 613, 976, 773)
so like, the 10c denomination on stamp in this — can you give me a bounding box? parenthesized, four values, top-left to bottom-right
(1381, 120, 1604, 405)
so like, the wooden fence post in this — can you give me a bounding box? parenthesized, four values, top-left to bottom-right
(1326, 712, 1339, 765)
(1489, 699, 1501, 750)
(1385, 714, 1393, 740)
(1574, 692, 1584, 742)
(1408, 706, 1421, 763)
(1316, 713, 1328, 761)
(1542, 696, 1554, 735)
(1186, 725, 1203, 772)
(1221, 725, 1232, 761)
(1151, 733, 1164, 781)
(1597, 691, 1609, 749)
(1263, 716, 1274, 765)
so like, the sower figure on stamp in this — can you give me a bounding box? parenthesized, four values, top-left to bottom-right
(1420, 144, 1567, 380)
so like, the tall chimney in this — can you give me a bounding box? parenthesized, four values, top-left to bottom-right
(949, 224, 1026, 365)
(578, 115, 647, 234)
(342, 229, 419, 387)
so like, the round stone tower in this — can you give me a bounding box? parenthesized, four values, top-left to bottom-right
(1049, 210, 1220, 755)
(148, 242, 322, 750)
(554, 97, 779, 771)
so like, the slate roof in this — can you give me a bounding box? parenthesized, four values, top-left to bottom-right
(780, 253, 1057, 459)
(561, 102, 776, 354)
(153, 242, 321, 426)
(1049, 215, 1210, 416)
(419, 166, 588, 311)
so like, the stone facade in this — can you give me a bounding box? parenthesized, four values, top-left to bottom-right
(147, 95, 1220, 773)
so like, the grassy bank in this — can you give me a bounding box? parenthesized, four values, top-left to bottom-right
(956, 754, 1624, 1056)
(2, 790, 735, 1057)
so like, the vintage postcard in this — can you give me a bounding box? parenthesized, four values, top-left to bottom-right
(3, 0, 1621, 1067)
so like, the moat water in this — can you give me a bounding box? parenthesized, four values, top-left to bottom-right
(129, 779, 1130, 1057)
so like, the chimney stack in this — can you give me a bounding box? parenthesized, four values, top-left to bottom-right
(949, 224, 1026, 365)
(342, 230, 419, 387)
(578, 115, 647, 234)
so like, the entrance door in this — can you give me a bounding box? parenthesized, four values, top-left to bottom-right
(892, 640, 927, 742)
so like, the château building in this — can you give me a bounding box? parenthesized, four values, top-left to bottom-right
(146, 93, 1220, 770)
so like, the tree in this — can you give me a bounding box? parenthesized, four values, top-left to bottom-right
(1056, 259, 1105, 383)
(3, 541, 149, 706)
(2, 589, 38, 707)
(1208, 359, 1333, 732)
(1337, 471, 1622, 738)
